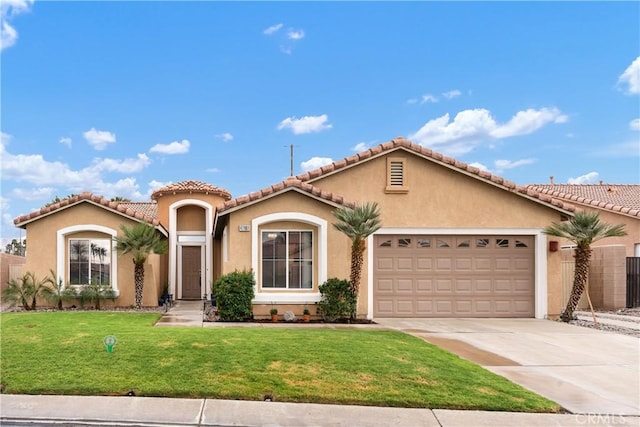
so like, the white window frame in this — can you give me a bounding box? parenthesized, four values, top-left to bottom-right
(56, 225, 119, 296)
(67, 237, 112, 286)
(251, 212, 326, 303)
(260, 229, 314, 290)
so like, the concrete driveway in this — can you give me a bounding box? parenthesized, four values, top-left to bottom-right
(375, 318, 640, 416)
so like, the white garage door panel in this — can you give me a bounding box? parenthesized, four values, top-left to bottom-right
(373, 234, 535, 318)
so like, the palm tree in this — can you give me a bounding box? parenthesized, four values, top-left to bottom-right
(115, 223, 167, 309)
(544, 211, 626, 322)
(332, 202, 382, 306)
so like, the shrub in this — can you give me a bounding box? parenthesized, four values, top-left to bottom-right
(213, 270, 255, 321)
(43, 269, 77, 310)
(317, 278, 356, 322)
(78, 280, 117, 310)
(2, 271, 55, 310)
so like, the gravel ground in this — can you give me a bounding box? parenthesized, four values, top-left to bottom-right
(568, 307, 640, 338)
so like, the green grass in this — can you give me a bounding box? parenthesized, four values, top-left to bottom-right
(0, 312, 560, 412)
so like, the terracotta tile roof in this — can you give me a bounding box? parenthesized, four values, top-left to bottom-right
(120, 202, 158, 219)
(216, 177, 354, 214)
(526, 184, 640, 218)
(295, 136, 576, 215)
(151, 180, 231, 201)
(14, 192, 162, 227)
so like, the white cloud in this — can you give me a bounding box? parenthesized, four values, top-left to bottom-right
(1, 139, 146, 201)
(93, 153, 151, 174)
(287, 29, 305, 40)
(618, 56, 640, 95)
(11, 187, 55, 201)
(263, 23, 283, 35)
(490, 107, 567, 138)
(149, 139, 190, 154)
(1, 0, 33, 51)
(89, 177, 145, 200)
(406, 98, 419, 105)
(1, 131, 12, 148)
(493, 158, 536, 173)
(59, 136, 72, 148)
(630, 118, 640, 131)
(352, 142, 370, 152)
(421, 94, 438, 104)
(568, 171, 599, 184)
(409, 107, 567, 156)
(301, 157, 334, 172)
(468, 162, 489, 172)
(206, 167, 221, 173)
(216, 132, 234, 142)
(277, 114, 332, 135)
(442, 89, 462, 100)
(83, 127, 116, 150)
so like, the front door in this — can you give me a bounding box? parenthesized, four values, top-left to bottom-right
(181, 246, 202, 299)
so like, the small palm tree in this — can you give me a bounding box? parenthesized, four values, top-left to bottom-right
(42, 269, 76, 310)
(2, 275, 34, 310)
(115, 223, 167, 309)
(544, 211, 626, 322)
(333, 202, 382, 312)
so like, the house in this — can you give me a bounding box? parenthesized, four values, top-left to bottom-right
(526, 183, 640, 257)
(14, 137, 581, 318)
(526, 183, 640, 309)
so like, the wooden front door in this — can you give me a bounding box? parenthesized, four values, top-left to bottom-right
(181, 246, 202, 299)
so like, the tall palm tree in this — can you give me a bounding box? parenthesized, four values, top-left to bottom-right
(115, 223, 167, 309)
(544, 211, 626, 322)
(333, 202, 382, 302)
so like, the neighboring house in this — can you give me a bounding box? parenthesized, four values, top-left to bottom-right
(15, 137, 581, 318)
(526, 183, 640, 257)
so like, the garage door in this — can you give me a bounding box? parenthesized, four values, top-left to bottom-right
(373, 235, 535, 318)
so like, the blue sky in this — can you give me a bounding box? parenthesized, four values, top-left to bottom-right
(1, 1, 639, 244)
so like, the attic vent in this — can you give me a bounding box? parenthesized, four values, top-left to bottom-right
(386, 157, 408, 193)
(390, 161, 404, 186)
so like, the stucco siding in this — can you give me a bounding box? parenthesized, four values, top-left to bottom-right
(22, 202, 164, 307)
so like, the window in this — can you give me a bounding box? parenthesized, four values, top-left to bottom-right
(417, 239, 431, 248)
(262, 231, 313, 289)
(385, 157, 408, 193)
(69, 239, 111, 285)
(497, 239, 510, 248)
(437, 239, 450, 248)
(457, 240, 470, 248)
(398, 238, 412, 248)
(476, 238, 490, 248)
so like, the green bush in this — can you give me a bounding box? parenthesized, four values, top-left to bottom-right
(213, 270, 255, 321)
(78, 280, 117, 310)
(317, 278, 356, 322)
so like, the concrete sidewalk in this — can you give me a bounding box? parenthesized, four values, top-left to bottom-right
(2, 394, 638, 427)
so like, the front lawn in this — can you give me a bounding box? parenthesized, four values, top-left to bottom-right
(0, 312, 559, 412)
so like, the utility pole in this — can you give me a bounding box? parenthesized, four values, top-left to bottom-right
(290, 144, 294, 176)
(285, 144, 296, 177)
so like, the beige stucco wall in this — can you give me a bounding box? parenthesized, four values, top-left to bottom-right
(176, 205, 206, 231)
(223, 149, 570, 317)
(560, 245, 627, 310)
(309, 150, 568, 317)
(20, 202, 165, 307)
(0, 253, 26, 291)
(154, 193, 227, 229)
(222, 191, 350, 293)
